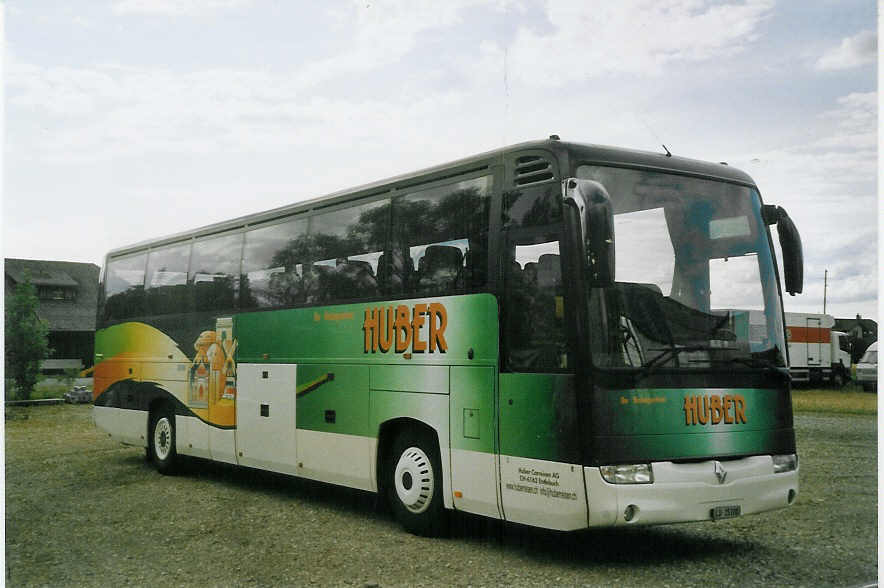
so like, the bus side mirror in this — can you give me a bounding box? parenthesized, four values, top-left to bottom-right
(776, 206, 803, 296)
(563, 178, 615, 288)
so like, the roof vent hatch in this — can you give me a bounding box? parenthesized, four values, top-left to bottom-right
(514, 155, 555, 187)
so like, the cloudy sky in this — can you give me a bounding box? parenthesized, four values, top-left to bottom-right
(3, 0, 878, 319)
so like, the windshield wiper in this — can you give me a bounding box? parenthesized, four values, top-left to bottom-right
(641, 344, 731, 378)
(708, 355, 787, 374)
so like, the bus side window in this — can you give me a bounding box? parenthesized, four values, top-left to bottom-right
(241, 217, 309, 309)
(505, 235, 570, 372)
(103, 253, 148, 321)
(503, 184, 562, 228)
(307, 199, 388, 303)
(190, 232, 243, 313)
(392, 175, 492, 297)
(145, 243, 190, 316)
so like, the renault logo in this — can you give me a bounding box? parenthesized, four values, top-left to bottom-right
(713, 461, 727, 484)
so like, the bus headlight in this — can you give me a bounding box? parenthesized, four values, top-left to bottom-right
(772, 454, 797, 473)
(600, 464, 653, 484)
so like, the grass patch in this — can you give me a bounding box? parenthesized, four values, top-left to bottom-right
(792, 384, 877, 415)
(4, 379, 73, 401)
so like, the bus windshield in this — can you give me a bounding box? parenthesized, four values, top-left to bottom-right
(576, 165, 787, 371)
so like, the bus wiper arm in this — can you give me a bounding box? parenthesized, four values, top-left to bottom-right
(641, 344, 725, 378)
(716, 356, 786, 373)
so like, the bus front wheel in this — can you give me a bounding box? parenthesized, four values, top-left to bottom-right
(387, 429, 447, 536)
(149, 407, 178, 475)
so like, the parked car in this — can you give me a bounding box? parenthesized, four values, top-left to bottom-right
(64, 385, 92, 404)
(856, 342, 877, 393)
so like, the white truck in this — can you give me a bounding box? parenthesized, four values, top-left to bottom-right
(721, 310, 851, 386)
(782, 312, 851, 386)
(739, 311, 850, 385)
(855, 341, 877, 392)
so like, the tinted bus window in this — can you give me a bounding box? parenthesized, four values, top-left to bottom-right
(241, 217, 309, 309)
(145, 243, 191, 316)
(308, 199, 389, 303)
(191, 232, 243, 312)
(104, 253, 148, 320)
(505, 232, 569, 371)
(503, 184, 561, 228)
(392, 175, 492, 297)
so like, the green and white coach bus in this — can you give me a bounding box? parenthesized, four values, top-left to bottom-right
(93, 137, 804, 535)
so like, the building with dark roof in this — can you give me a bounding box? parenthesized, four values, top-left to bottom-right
(5, 258, 100, 373)
(834, 315, 878, 364)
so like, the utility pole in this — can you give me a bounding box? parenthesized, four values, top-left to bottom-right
(823, 269, 828, 314)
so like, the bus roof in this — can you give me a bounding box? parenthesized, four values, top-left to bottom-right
(106, 137, 757, 259)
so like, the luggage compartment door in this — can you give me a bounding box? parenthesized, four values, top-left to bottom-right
(235, 363, 298, 475)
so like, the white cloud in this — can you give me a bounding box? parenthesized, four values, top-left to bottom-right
(112, 0, 250, 17)
(820, 91, 877, 132)
(293, 0, 488, 88)
(810, 91, 877, 150)
(815, 29, 877, 71)
(472, 0, 774, 86)
(735, 92, 877, 318)
(739, 91, 877, 193)
(5, 60, 472, 167)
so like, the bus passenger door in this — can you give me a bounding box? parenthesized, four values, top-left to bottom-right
(497, 230, 587, 531)
(498, 373, 584, 530)
(449, 366, 500, 519)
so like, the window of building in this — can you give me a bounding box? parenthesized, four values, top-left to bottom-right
(38, 286, 77, 301)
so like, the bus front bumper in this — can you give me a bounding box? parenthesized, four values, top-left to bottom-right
(584, 456, 799, 527)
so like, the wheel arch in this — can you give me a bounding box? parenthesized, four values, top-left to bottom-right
(146, 391, 176, 439)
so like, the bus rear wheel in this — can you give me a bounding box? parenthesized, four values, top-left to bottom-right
(386, 429, 447, 536)
(149, 407, 178, 475)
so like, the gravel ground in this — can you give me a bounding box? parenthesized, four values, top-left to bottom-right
(5, 405, 877, 586)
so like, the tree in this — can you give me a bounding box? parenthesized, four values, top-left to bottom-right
(5, 275, 51, 400)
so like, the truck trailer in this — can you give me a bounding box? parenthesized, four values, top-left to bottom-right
(783, 312, 851, 385)
(740, 311, 850, 385)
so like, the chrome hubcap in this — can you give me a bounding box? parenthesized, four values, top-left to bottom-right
(154, 417, 172, 460)
(394, 446, 434, 514)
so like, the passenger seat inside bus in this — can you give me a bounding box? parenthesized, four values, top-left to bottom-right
(505, 254, 563, 370)
(416, 245, 464, 294)
(335, 259, 378, 299)
(309, 260, 378, 302)
(612, 282, 673, 362)
(377, 251, 414, 294)
(266, 268, 305, 306)
(536, 254, 559, 290)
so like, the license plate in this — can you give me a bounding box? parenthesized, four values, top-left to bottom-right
(711, 505, 741, 520)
